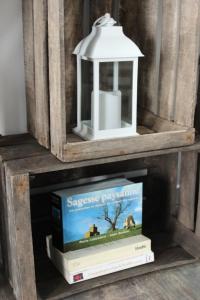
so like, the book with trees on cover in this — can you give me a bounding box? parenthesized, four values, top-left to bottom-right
(51, 178, 143, 252)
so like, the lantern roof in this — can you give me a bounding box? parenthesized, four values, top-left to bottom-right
(73, 13, 144, 60)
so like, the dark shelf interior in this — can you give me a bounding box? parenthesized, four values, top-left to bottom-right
(29, 155, 197, 299)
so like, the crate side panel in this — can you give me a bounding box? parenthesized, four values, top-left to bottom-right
(174, 0, 200, 127)
(158, 0, 180, 120)
(63, 130, 194, 162)
(33, 0, 50, 148)
(64, 0, 83, 133)
(178, 151, 198, 230)
(5, 173, 37, 300)
(48, 0, 67, 158)
(22, 0, 36, 137)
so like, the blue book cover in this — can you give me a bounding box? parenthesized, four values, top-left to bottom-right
(51, 179, 142, 251)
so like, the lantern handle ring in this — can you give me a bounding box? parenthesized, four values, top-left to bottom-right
(93, 13, 116, 28)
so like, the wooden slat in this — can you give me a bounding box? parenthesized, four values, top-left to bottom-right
(36, 242, 195, 300)
(63, 129, 194, 162)
(64, 0, 83, 132)
(5, 140, 200, 177)
(173, 219, 200, 258)
(174, 0, 200, 127)
(120, 0, 161, 113)
(22, 0, 36, 136)
(48, 0, 67, 159)
(158, 0, 181, 120)
(0, 134, 34, 147)
(139, 109, 188, 132)
(0, 143, 47, 163)
(33, 0, 49, 148)
(177, 151, 198, 230)
(5, 173, 37, 300)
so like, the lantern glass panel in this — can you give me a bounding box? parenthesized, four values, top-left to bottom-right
(99, 61, 133, 131)
(119, 61, 133, 127)
(81, 59, 93, 125)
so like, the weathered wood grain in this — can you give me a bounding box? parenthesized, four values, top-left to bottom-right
(0, 143, 47, 163)
(177, 151, 198, 230)
(48, 0, 67, 159)
(0, 133, 33, 147)
(64, 0, 83, 132)
(22, 0, 36, 136)
(158, 0, 181, 120)
(174, 0, 200, 127)
(33, 0, 49, 148)
(5, 173, 37, 300)
(4, 140, 200, 177)
(139, 109, 188, 132)
(63, 129, 194, 162)
(36, 242, 195, 300)
(173, 219, 200, 258)
(120, 0, 161, 113)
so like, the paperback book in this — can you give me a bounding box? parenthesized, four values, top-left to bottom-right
(46, 235, 154, 284)
(51, 178, 143, 252)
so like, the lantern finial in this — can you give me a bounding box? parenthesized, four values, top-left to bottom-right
(93, 13, 116, 28)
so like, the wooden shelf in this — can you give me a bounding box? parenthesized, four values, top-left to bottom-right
(35, 233, 196, 300)
(1, 136, 200, 300)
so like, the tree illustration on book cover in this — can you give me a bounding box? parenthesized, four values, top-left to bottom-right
(61, 183, 142, 251)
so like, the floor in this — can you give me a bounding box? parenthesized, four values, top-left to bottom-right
(1, 262, 200, 300)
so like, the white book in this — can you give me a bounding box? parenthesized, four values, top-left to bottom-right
(46, 234, 151, 272)
(46, 236, 154, 284)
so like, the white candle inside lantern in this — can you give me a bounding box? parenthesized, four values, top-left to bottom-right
(99, 90, 121, 130)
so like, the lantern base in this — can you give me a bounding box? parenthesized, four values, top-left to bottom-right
(73, 120, 139, 141)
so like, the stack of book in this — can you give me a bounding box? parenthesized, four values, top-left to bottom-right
(47, 178, 154, 284)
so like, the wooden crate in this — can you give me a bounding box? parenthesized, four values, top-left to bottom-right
(22, 0, 200, 162)
(1, 138, 200, 300)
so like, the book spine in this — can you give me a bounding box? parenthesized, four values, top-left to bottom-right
(51, 193, 64, 252)
(66, 251, 154, 284)
(67, 239, 151, 271)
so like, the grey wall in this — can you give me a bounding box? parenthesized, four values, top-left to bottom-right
(0, 0, 27, 135)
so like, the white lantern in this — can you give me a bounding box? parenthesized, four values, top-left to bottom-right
(73, 13, 143, 140)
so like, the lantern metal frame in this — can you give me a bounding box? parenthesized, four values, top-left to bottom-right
(73, 13, 143, 141)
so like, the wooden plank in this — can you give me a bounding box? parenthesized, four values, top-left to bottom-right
(63, 130, 194, 162)
(33, 0, 49, 148)
(158, 0, 181, 120)
(177, 151, 198, 230)
(0, 143, 47, 163)
(48, 0, 67, 159)
(22, 0, 36, 137)
(5, 141, 200, 177)
(120, 0, 161, 113)
(139, 109, 188, 132)
(174, 0, 200, 127)
(173, 219, 200, 258)
(36, 242, 195, 300)
(5, 173, 37, 300)
(64, 0, 83, 133)
(0, 134, 34, 147)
